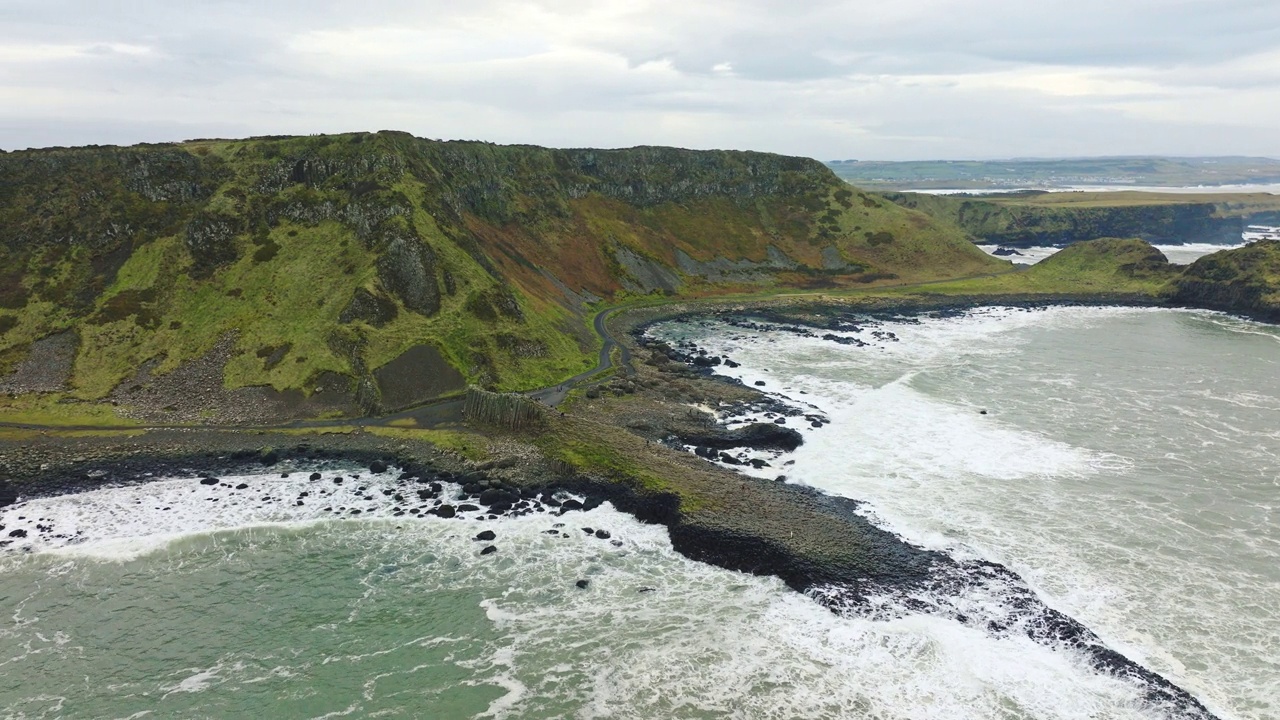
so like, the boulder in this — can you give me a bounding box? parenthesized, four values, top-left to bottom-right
(0, 482, 17, 508)
(480, 545, 498, 555)
(475, 530, 497, 541)
(479, 488, 516, 507)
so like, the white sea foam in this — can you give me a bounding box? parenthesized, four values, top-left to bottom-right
(2, 465, 1175, 719)
(976, 244, 1063, 264)
(1, 466, 484, 562)
(1155, 243, 1246, 265)
(976, 242, 1244, 267)
(657, 305, 1278, 720)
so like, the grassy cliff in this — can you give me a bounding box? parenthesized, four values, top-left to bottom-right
(0, 132, 1002, 420)
(888, 237, 1180, 297)
(1170, 240, 1280, 322)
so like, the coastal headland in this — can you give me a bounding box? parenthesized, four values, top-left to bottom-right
(5, 133, 1280, 718)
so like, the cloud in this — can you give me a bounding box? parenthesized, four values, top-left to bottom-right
(0, 0, 1277, 158)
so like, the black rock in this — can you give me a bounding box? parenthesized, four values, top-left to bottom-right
(435, 504, 457, 519)
(475, 530, 497, 541)
(582, 527, 594, 534)
(748, 459, 769, 469)
(561, 499, 584, 511)
(370, 460, 388, 474)
(0, 483, 18, 508)
(199, 477, 219, 486)
(480, 545, 498, 555)
(595, 529, 611, 539)
(582, 497, 604, 511)
(575, 579, 590, 589)
(235, 483, 249, 490)
(479, 488, 514, 506)
(754, 380, 766, 386)
(309, 472, 322, 481)
(9, 529, 27, 538)
(457, 503, 481, 512)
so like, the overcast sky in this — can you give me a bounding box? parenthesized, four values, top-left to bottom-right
(2, 0, 1279, 159)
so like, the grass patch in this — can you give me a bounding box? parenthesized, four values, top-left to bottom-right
(891, 238, 1176, 296)
(0, 395, 140, 427)
(362, 427, 493, 461)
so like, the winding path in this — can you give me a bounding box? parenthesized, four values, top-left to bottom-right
(0, 272, 1013, 434)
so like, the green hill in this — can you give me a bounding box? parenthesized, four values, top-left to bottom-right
(1171, 240, 1280, 322)
(0, 132, 1001, 421)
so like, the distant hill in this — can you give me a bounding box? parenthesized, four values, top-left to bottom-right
(826, 157, 1280, 191)
(881, 190, 1280, 247)
(0, 132, 1001, 422)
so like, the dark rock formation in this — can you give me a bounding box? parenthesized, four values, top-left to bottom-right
(682, 422, 804, 452)
(377, 235, 441, 316)
(339, 288, 399, 327)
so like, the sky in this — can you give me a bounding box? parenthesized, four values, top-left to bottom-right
(2, 0, 1279, 160)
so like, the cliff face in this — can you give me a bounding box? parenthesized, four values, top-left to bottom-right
(1171, 240, 1280, 322)
(0, 132, 1001, 418)
(883, 191, 1280, 247)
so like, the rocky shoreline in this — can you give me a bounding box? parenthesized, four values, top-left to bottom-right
(0, 295, 1232, 719)
(626, 303, 1219, 719)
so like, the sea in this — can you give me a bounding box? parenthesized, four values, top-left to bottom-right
(977, 243, 1248, 266)
(2, 306, 1277, 719)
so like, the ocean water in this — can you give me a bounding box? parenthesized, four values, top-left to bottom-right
(1, 307, 1275, 719)
(976, 243, 1244, 265)
(655, 306, 1279, 720)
